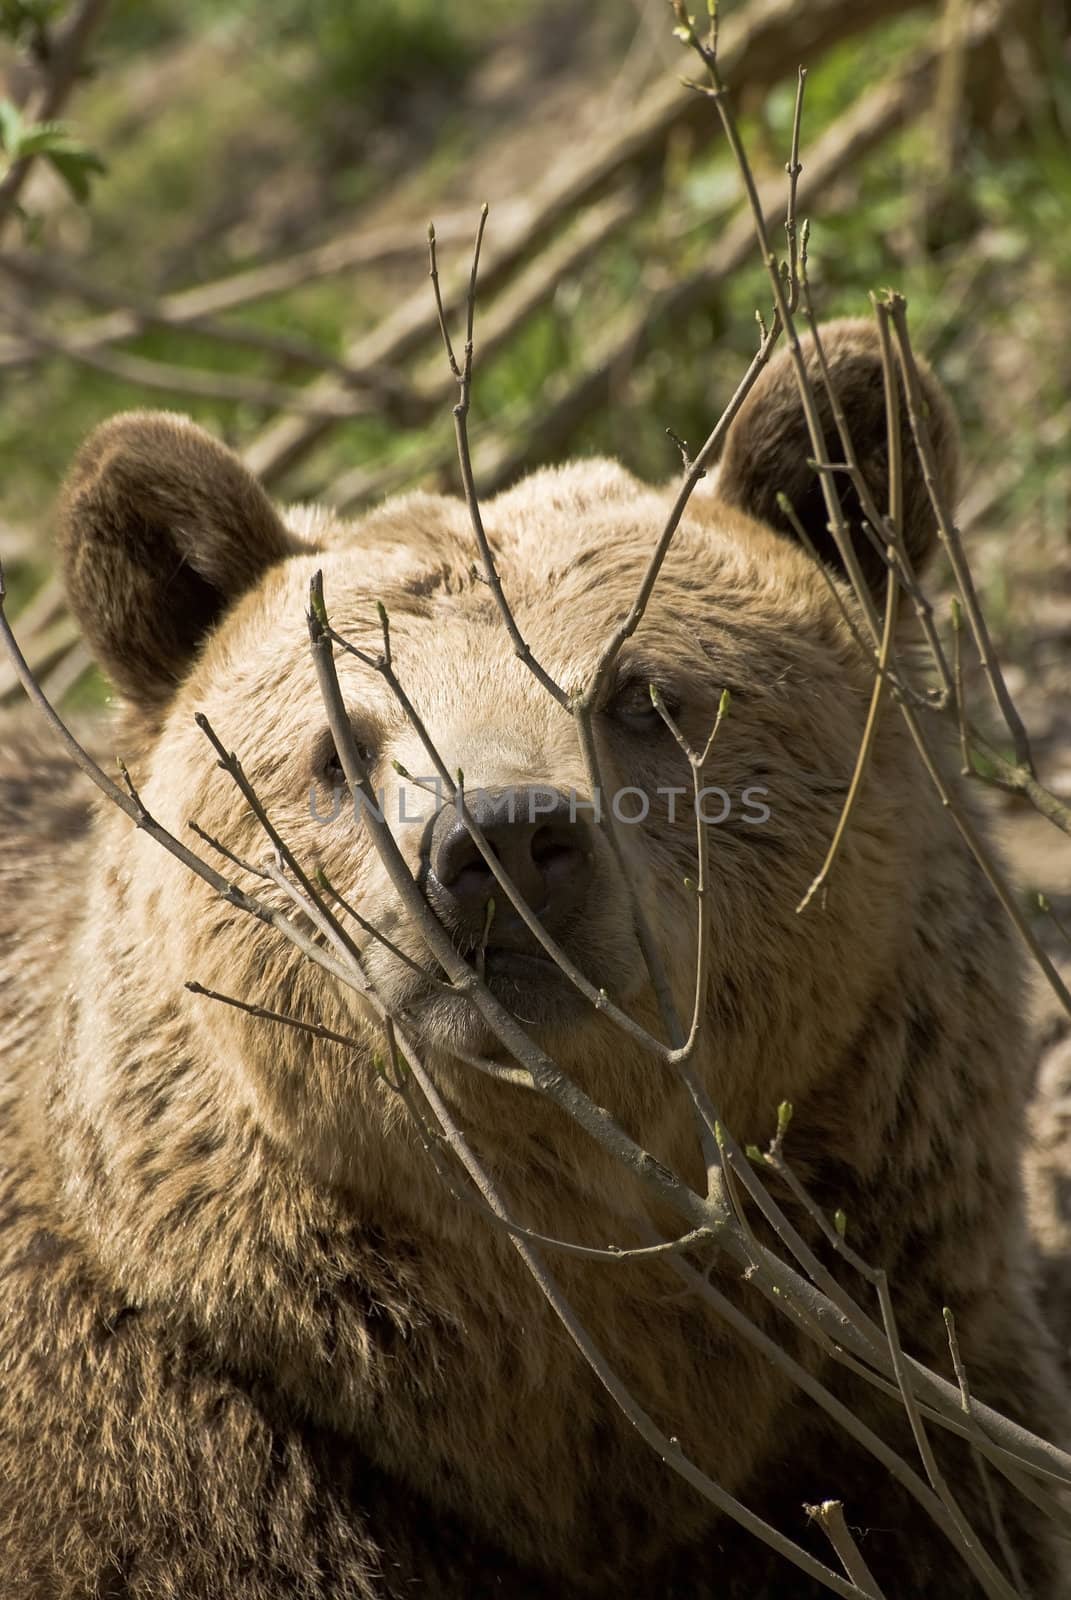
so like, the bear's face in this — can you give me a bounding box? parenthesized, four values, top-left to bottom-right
(56, 321, 958, 1186)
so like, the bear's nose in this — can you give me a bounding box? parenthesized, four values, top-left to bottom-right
(426, 786, 593, 942)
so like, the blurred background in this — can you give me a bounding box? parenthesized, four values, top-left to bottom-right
(0, 0, 1069, 1027)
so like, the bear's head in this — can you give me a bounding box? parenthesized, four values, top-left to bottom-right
(56, 319, 959, 1200)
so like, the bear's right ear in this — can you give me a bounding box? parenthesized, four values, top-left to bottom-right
(715, 319, 959, 596)
(57, 411, 307, 709)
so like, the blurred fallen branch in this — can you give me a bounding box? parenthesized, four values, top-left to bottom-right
(0, 610, 79, 702)
(0, 253, 418, 412)
(38, 637, 93, 704)
(0, 205, 530, 368)
(14, 320, 391, 419)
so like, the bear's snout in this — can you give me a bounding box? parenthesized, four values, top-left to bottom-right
(425, 785, 594, 950)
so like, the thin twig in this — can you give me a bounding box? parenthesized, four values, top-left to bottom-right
(651, 685, 731, 1066)
(870, 293, 954, 702)
(944, 1308, 1028, 1594)
(886, 293, 1033, 771)
(965, 725, 1071, 836)
(676, 5, 882, 647)
(663, 1240, 1000, 1591)
(784, 67, 807, 311)
(429, 210, 569, 708)
(185, 980, 364, 1053)
(951, 599, 971, 776)
(316, 865, 451, 989)
(186, 819, 264, 878)
(797, 558, 898, 914)
(805, 1501, 885, 1599)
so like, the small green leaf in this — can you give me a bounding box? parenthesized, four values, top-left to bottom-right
(0, 98, 23, 153)
(45, 143, 106, 203)
(776, 1100, 794, 1138)
(12, 118, 72, 156)
(833, 1208, 848, 1238)
(745, 1144, 763, 1162)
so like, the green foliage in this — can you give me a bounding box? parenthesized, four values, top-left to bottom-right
(0, 97, 105, 199)
(0, 0, 62, 46)
(93, 0, 225, 55)
(253, 0, 476, 117)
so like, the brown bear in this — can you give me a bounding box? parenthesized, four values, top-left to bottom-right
(0, 321, 1066, 1598)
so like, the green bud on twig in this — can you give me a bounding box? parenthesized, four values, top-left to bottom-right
(308, 571, 328, 628)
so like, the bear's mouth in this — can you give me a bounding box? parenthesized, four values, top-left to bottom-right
(401, 941, 591, 1052)
(478, 946, 585, 1020)
(482, 946, 560, 980)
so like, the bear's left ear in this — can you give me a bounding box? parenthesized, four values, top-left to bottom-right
(715, 318, 959, 595)
(57, 411, 311, 710)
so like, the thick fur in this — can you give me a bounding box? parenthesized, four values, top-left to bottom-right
(1, 324, 1065, 1597)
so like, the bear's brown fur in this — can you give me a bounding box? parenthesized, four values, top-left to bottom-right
(1, 322, 1066, 1598)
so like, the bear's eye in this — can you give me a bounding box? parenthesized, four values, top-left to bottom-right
(310, 726, 374, 787)
(607, 678, 679, 732)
